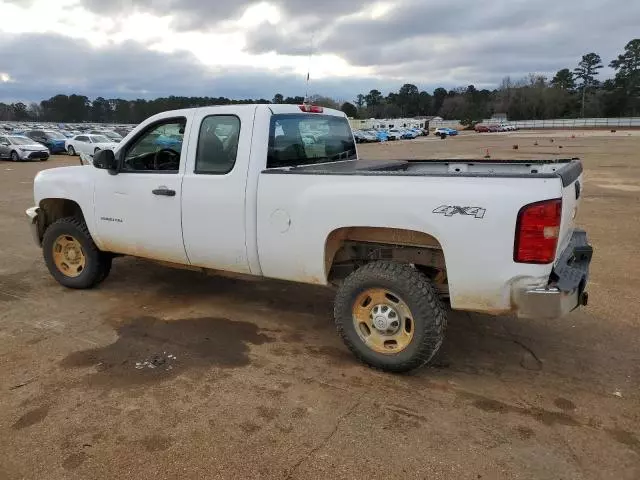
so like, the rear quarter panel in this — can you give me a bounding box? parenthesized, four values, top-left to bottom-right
(257, 172, 564, 313)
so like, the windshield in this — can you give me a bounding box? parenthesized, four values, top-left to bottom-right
(90, 135, 110, 143)
(8, 136, 35, 145)
(104, 131, 122, 140)
(44, 131, 67, 140)
(267, 114, 356, 169)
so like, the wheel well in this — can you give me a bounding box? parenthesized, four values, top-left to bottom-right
(39, 199, 85, 235)
(325, 227, 448, 295)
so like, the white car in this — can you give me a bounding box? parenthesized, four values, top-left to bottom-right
(387, 129, 404, 140)
(65, 134, 119, 156)
(27, 104, 592, 373)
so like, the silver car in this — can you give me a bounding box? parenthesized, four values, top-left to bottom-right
(0, 135, 50, 161)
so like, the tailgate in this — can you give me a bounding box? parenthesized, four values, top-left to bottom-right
(555, 161, 584, 261)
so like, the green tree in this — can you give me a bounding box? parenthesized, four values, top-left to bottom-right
(551, 68, 576, 91)
(11, 102, 29, 121)
(91, 97, 112, 122)
(432, 87, 448, 115)
(340, 101, 358, 118)
(364, 89, 384, 117)
(354, 94, 366, 109)
(574, 53, 603, 117)
(272, 93, 284, 104)
(308, 94, 339, 109)
(397, 83, 419, 116)
(610, 39, 640, 115)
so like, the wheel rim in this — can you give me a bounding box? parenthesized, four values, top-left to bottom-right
(69, 147, 74, 155)
(11, 152, 18, 161)
(352, 288, 414, 354)
(52, 235, 86, 278)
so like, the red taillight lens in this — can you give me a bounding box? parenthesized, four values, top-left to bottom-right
(299, 104, 323, 113)
(514, 199, 562, 264)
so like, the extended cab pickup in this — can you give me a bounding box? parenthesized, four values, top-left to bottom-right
(26, 104, 593, 372)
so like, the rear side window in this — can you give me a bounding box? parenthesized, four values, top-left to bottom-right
(195, 115, 240, 174)
(267, 114, 356, 169)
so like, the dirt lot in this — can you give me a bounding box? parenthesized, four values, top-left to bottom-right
(1, 130, 638, 480)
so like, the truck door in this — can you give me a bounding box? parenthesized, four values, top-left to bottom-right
(180, 107, 257, 273)
(93, 115, 191, 264)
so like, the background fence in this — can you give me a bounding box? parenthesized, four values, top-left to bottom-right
(352, 117, 640, 131)
(433, 117, 640, 130)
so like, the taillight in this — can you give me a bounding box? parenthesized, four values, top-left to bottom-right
(299, 104, 323, 113)
(514, 199, 562, 264)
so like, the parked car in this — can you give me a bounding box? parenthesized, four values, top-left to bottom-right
(475, 125, 490, 133)
(434, 127, 459, 137)
(488, 125, 501, 132)
(353, 130, 367, 143)
(114, 127, 132, 137)
(401, 129, 418, 139)
(0, 134, 49, 161)
(25, 130, 67, 153)
(27, 103, 592, 373)
(90, 130, 123, 141)
(387, 129, 404, 141)
(65, 134, 119, 156)
(367, 129, 388, 142)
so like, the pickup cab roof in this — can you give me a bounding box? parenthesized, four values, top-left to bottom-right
(143, 104, 346, 123)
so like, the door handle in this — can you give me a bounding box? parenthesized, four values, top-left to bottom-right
(152, 187, 176, 197)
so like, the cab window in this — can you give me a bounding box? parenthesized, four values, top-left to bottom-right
(122, 118, 185, 173)
(195, 115, 240, 174)
(267, 114, 356, 169)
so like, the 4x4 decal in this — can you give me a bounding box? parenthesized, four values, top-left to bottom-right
(432, 205, 486, 219)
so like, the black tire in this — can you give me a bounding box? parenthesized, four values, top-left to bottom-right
(334, 261, 446, 373)
(42, 217, 112, 289)
(94, 148, 100, 154)
(10, 150, 19, 162)
(67, 145, 75, 156)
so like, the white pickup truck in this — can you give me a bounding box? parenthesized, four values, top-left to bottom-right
(26, 104, 593, 372)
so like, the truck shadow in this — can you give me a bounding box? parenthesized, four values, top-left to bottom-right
(98, 257, 634, 387)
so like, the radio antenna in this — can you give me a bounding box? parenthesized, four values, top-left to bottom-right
(304, 33, 315, 103)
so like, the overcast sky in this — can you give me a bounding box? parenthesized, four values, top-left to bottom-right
(1, 0, 638, 102)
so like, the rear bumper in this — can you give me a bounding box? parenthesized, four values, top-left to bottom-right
(514, 229, 593, 319)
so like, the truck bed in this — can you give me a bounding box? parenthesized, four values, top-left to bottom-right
(264, 158, 583, 187)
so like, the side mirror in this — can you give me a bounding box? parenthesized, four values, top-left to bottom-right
(93, 149, 118, 174)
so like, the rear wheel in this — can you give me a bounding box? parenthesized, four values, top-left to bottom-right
(42, 217, 112, 289)
(334, 261, 446, 372)
(67, 145, 76, 156)
(10, 151, 19, 162)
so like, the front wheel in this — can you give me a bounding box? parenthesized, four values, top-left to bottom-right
(67, 145, 76, 156)
(10, 151, 19, 162)
(42, 217, 112, 289)
(334, 261, 446, 372)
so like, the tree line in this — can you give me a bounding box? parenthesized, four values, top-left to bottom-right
(1, 39, 637, 125)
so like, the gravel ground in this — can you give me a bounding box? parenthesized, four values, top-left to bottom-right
(0, 130, 638, 480)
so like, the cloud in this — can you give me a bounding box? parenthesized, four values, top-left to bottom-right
(77, 0, 369, 31)
(1, 0, 639, 102)
(0, 32, 399, 102)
